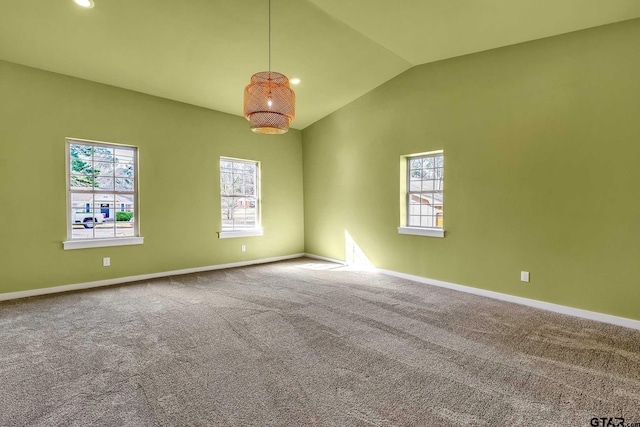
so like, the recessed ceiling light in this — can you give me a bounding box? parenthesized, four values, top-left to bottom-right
(74, 0, 94, 8)
(290, 78, 301, 85)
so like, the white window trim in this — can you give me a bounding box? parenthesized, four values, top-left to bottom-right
(218, 229, 264, 239)
(219, 156, 261, 235)
(63, 236, 144, 250)
(400, 150, 445, 237)
(398, 226, 444, 238)
(65, 138, 142, 248)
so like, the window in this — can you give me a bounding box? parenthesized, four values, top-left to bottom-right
(398, 151, 444, 238)
(63, 139, 143, 250)
(219, 157, 263, 238)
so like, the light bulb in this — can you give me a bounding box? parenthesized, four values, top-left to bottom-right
(74, 0, 94, 8)
(267, 98, 273, 108)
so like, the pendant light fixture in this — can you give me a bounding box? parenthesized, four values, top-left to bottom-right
(244, 0, 295, 134)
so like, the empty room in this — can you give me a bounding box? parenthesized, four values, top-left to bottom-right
(1, 0, 639, 425)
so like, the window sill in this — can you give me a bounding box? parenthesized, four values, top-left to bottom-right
(398, 227, 444, 238)
(63, 237, 144, 250)
(218, 229, 264, 239)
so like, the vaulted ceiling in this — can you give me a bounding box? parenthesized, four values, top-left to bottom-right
(1, 0, 639, 129)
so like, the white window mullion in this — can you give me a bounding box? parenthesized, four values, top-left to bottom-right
(65, 138, 140, 247)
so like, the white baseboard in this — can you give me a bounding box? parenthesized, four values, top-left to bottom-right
(304, 253, 640, 331)
(5, 252, 639, 331)
(0, 253, 305, 302)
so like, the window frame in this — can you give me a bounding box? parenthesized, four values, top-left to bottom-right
(63, 138, 143, 250)
(218, 156, 263, 239)
(398, 150, 445, 238)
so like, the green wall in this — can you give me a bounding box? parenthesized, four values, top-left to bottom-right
(0, 60, 304, 294)
(302, 19, 640, 321)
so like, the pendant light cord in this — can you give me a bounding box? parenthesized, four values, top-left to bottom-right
(268, 0, 271, 74)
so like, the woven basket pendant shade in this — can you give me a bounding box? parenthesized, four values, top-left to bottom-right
(244, 71, 295, 134)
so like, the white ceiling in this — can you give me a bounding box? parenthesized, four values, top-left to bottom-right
(1, 0, 639, 129)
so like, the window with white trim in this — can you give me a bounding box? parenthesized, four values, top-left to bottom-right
(219, 157, 261, 237)
(65, 139, 140, 247)
(399, 151, 444, 237)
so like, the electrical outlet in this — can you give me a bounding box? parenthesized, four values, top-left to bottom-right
(241, 245, 246, 252)
(520, 271, 529, 282)
(103, 257, 110, 267)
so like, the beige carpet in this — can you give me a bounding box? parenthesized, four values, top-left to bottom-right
(1, 258, 639, 426)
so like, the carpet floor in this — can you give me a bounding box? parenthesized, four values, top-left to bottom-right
(1, 258, 639, 426)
